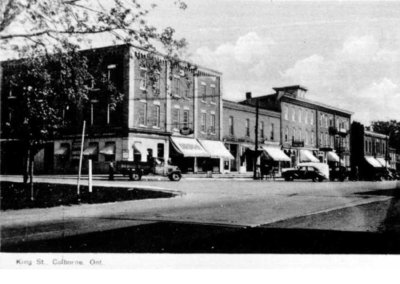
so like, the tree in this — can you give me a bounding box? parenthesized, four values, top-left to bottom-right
(1, 0, 188, 198)
(0, 0, 187, 56)
(371, 120, 400, 152)
(3, 44, 123, 198)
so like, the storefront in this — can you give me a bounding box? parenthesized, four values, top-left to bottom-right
(169, 136, 210, 173)
(260, 145, 291, 176)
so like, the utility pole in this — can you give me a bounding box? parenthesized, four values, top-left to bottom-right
(253, 100, 259, 180)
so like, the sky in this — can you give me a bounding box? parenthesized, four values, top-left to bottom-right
(147, 0, 400, 124)
(2, 0, 400, 125)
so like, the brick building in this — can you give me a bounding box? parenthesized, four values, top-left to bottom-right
(350, 122, 396, 179)
(240, 85, 353, 168)
(222, 99, 289, 174)
(1, 44, 232, 174)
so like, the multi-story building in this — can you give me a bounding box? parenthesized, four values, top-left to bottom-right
(0, 44, 232, 174)
(240, 85, 353, 167)
(222, 98, 288, 174)
(350, 122, 395, 179)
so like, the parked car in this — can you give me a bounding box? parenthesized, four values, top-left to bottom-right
(330, 166, 350, 182)
(384, 168, 400, 180)
(115, 159, 182, 181)
(282, 162, 329, 182)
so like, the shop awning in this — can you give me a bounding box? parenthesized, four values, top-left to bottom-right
(260, 146, 291, 162)
(132, 142, 147, 162)
(365, 156, 382, 168)
(100, 144, 115, 155)
(170, 137, 209, 157)
(300, 150, 319, 163)
(376, 157, 387, 167)
(327, 151, 340, 162)
(83, 145, 98, 156)
(198, 140, 234, 160)
(54, 146, 69, 156)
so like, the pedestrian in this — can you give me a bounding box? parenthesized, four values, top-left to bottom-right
(108, 162, 114, 181)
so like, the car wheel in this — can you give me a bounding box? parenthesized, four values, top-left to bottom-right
(318, 177, 324, 182)
(132, 173, 141, 181)
(169, 172, 181, 181)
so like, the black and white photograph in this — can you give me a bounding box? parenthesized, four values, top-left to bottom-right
(1, 0, 400, 272)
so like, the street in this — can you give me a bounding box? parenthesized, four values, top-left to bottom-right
(1, 176, 400, 253)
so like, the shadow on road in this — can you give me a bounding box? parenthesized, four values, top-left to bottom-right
(3, 221, 400, 254)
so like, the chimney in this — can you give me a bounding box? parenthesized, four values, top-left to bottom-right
(246, 92, 252, 100)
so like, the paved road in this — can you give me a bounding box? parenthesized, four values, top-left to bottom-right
(1, 175, 400, 249)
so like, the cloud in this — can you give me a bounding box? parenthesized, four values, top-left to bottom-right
(282, 35, 400, 124)
(192, 32, 274, 78)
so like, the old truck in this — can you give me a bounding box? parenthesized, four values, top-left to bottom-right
(115, 159, 182, 181)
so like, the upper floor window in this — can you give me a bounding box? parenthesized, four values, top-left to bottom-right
(291, 107, 295, 121)
(173, 76, 180, 97)
(311, 131, 314, 145)
(139, 102, 147, 126)
(153, 105, 160, 127)
(139, 68, 147, 90)
(201, 84, 207, 102)
(285, 127, 289, 142)
(210, 86, 216, 103)
(260, 121, 265, 139)
(292, 127, 296, 141)
(283, 106, 288, 120)
(183, 110, 189, 128)
(270, 123, 275, 140)
(229, 116, 234, 136)
(298, 108, 302, 123)
(310, 112, 314, 125)
(245, 119, 250, 137)
(107, 64, 117, 85)
(172, 108, 180, 130)
(210, 114, 216, 134)
(201, 112, 207, 132)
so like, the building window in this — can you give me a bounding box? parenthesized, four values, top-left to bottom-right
(283, 106, 288, 120)
(305, 131, 309, 145)
(310, 112, 314, 125)
(292, 127, 296, 141)
(183, 110, 189, 128)
(107, 64, 117, 85)
(104, 141, 116, 162)
(210, 86, 216, 103)
(173, 108, 180, 130)
(298, 108, 302, 123)
(201, 112, 207, 132)
(210, 114, 216, 134)
(153, 105, 160, 127)
(157, 143, 164, 159)
(139, 68, 147, 90)
(270, 123, 275, 140)
(319, 114, 322, 127)
(320, 133, 323, 146)
(260, 121, 265, 139)
(291, 107, 295, 121)
(246, 119, 250, 137)
(311, 131, 314, 145)
(139, 102, 147, 126)
(201, 84, 207, 102)
(329, 118, 334, 127)
(299, 129, 302, 141)
(173, 76, 180, 96)
(229, 116, 234, 136)
(285, 127, 289, 142)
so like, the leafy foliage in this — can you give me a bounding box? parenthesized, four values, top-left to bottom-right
(371, 120, 400, 152)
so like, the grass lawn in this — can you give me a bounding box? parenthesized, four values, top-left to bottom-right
(0, 181, 175, 211)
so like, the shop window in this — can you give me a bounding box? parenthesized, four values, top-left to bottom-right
(157, 143, 164, 159)
(104, 141, 116, 162)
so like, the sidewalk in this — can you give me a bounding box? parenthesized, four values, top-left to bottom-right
(1, 172, 283, 181)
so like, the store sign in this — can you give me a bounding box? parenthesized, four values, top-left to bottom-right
(180, 127, 193, 135)
(292, 141, 304, 147)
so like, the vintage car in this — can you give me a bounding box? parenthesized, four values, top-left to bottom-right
(115, 159, 182, 181)
(282, 162, 329, 182)
(329, 165, 350, 182)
